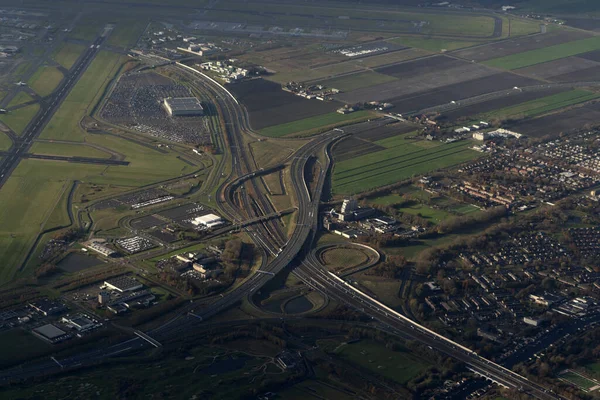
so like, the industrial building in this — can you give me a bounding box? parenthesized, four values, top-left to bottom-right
(87, 241, 116, 257)
(32, 324, 70, 344)
(191, 213, 224, 228)
(62, 314, 98, 332)
(29, 299, 67, 316)
(163, 97, 204, 116)
(104, 276, 143, 293)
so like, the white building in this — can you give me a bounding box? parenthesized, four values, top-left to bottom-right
(192, 213, 224, 228)
(340, 199, 358, 214)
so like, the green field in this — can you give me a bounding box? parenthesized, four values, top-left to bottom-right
(0, 132, 12, 151)
(319, 71, 397, 92)
(30, 142, 111, 159)
(322, 247, 369, 271)
(333, 134, 478, 194)
(7, 91, 34, 108)
(397, 202, 451, 224)
(559, 370, 598, 391)
(482, 90, 600, 120)
(52, 43, 86, 69)
(260, 111, 372, 138)
(0, 104, 40, 135)
(28, 66, 64, 97)
(0, 134, 195, 283)
(69, 17, 106, 41)
(0, 160, 107, 284)
(485, 36, 600, 70)
(507, 17, 542, 36)
(41, 51, 126, 142)
(335, 340, 430, 384)
(108, 20, 148, 48)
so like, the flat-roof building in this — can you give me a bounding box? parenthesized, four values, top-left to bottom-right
(29, 299, 67, 316)
(191, 213, 224, 228)
(32, 324, 70, 343)
(104, 276, 143, 293)
(163, 97, 204, 116)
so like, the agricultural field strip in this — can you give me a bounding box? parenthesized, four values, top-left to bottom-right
(514, 56, 600, 80)
(485, 35, 600, 70)
(479, 89, 600, 119)
(334, 134, 477, 192)
(259, 111, 372, 138)
(335, 59, 498, 104)
(451, 29, 592, 62)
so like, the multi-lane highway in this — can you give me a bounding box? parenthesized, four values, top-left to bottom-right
(0, 33, 108, 188)
(0, 60, 563, 399)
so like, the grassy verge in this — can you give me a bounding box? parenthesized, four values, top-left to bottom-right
(0, 131, 12, 151)
(41, 51, 127, 142)
(52, 43, 86, 69)
(29, 142, 112, 158)
(28, 66, 64, 97)
(0, 104, 40, 135)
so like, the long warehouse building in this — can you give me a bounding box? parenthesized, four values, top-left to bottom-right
(163, 97, 204, 116)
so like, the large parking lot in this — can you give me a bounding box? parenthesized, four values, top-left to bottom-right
(101, 72, 212, 144)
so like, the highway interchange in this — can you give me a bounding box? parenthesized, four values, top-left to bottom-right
(0, 55, 567, 399)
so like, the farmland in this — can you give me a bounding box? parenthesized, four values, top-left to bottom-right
(41, 51, 127, 142)
(333, 133, 478, 195)
(259, 111, 372, 138)
(52, 43, 86, 69)
(452, 29, 591, 62)
(439, 87, 569, 121)
(480, 90, 600, 120)
(334, 340, 430, 384)
(226, 79, 340, 130)
(27, 66, 64, 97)
(333, 52, 540, 110)
(485, 36, 600, 70)
(318, 72, 397, 92)
(0, 104, 40, 135)
(507, 101, 600, 138)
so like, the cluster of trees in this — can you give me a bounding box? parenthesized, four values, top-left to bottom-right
(34, 263, 59, 279)
(210, 325, 287, 348)
(222, 239, 255, 279)
(52, 266, 124, 292)
(366, 255, 406, 279)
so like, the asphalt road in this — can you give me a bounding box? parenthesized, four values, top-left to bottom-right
(0, 61, 566, 399)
